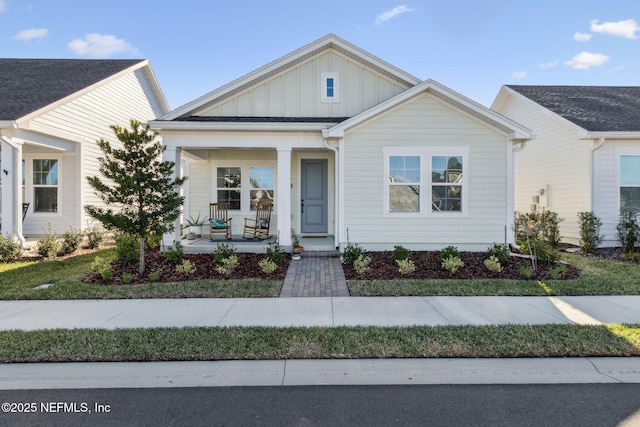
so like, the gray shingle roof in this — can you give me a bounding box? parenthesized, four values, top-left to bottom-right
(0, 58, 144, 121)
(507, 85, 640, 132)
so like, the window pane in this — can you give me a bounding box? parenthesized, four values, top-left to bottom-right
(432, 186, 462, 212)
(389, 185, 420, 212)
(389, 156, 420, 183)
(432, 156, 462, 183)
(34, 187, 58, 212)
(250, 167, 274, 189)
(33, 159, 58, 185)
(621, 156, 640, 186)
(621, 187, 640, 212)
(217, 167, 241, 189)
(217, 190, 241, 210)
(250, 189, 274, 208)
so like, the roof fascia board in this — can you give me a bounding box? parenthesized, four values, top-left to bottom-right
(15, 60, 148, 125)
(325, 79, 532, 140)
(139, 61, 171, 114)
(584, 131, 640, 140)
(160, 34, 422, 121)
(0, 121, 16, 129)
(149, 120, 330, 132)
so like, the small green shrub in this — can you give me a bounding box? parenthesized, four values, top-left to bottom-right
(520, 266, 534, 278)
(60, 227, 83, 255)
(215, 254, 238, 276)
(258, 258, 278, 274)
(148, 271, 162, 282)
(549, 264, 568, 279)
(439, 246, 460, 263)
(164, 241, 184, 265)
(540, 210, 564, 249)
(0, 234, 22, 263)
(578, 211, 603, 253)
(121, 272, 134, 283)
(520, 239, 559, 266)
(616, 211, 640, 254)
(342, 243, 364, 266)
(214, 242, 237, 265)
(265, 241, 285, 265)
(175, 259, 196, 275)
(396, 258, 416, 275)
(84, 224, 106, 249)
(353, 254, 372, 276)
(483, 256, 503, 273)
(115, 233, 139, 268)
(37, 224, 59, 259)
(486, 243, 509, 265)
(392, 245, 411, 262)
(442, 256, 464, 274)
(91, 256, 113, 280)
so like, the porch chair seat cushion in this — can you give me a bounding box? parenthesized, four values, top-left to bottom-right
(211, 218, 226, 228)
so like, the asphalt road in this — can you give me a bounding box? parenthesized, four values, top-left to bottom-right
(1, 384, 639, 426)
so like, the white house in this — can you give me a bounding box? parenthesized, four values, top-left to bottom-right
(0, 59, 169, 244)
(492, 85, 640, 247)
(152, 34, 531, 251)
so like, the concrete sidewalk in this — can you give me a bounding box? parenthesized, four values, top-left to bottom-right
(2, 295, 640, 330)
(2, 295, 640, 389)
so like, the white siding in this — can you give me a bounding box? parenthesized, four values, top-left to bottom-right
(496, 95, 593, 244)
(24, 68, 165, 234)
(342, 93, 511, 251)
(198, 51, 408, 118)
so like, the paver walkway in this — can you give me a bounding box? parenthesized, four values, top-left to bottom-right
(280, 251, 349, 297)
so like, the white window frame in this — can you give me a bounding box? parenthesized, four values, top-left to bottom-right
(321, 72, 339, 103)
(212, 160, 276, 214)
(616, 149, 640, 214)
(383, 147, 469, 217)
(21, 155, 62, 216)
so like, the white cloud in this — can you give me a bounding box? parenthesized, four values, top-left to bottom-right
(565, 51, 610, 70)
(512, 71, 527, 79)
(574, 32, 592, 42)
(14, 28, 49, 41)
(539, 60, 559, 69)
(67, 33, 138, 58)
(375, 5, 415, 25)
(590, 19, 640, 39)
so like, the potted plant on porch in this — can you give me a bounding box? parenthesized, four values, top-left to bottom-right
(185, 213, 206, 240)
(292, 235, 303, 260)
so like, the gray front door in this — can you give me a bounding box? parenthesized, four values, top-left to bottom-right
(301, 159, 328, 233)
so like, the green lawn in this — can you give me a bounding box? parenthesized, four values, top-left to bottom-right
(1, 324, 639, 362)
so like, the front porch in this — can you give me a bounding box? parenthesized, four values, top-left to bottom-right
(181, 235, 337, 254)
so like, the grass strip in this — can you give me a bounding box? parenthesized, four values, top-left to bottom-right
(1, 324, 639, 363)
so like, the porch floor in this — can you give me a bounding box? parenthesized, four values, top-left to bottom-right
(182, 235, 337, 254)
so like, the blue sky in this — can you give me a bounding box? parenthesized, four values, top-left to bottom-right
(1, 0, 640, 109)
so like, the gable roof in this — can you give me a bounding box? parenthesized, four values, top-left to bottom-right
(159, 34, 422, 121)
(502, 85, 640, 132)
(0, 58, 149, 121)
(324, 79, 532, 141)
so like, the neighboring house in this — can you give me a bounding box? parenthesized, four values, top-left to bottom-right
(0, 59, 169, 244)
(492, 85, 640, 247)
(152, 34, 531, 251)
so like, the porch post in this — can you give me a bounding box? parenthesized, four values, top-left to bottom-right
(0, 137, 24, 244)
(276, 147, 292, 246)
(162, 146, 182, 249)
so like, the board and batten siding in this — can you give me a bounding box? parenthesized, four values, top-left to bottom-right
(198, 51, 408, 118)
(342, 93, 511, 251)
(496, 95, 593, 244)
(24, 69, 165, 235)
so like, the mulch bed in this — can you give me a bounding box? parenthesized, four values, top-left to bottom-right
(86, 251, 290, 285)
(342, 251, 581, 281)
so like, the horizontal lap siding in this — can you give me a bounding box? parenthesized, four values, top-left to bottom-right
(498, 97, 593, 244)
(343, 93, 509, 250)
(27, 70, 164, 233)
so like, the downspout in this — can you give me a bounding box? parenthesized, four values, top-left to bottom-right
(509, 139, 528, 248)
(590, 138, 605, 212)
(323, 134, 339, 249)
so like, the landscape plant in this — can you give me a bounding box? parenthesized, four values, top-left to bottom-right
(175, 259, 196, 275)
(396, 258, 416, 275)
(60, 226, 83, 255)
(91, 256, 113, 280)
(483, 256, 503, 273)
(439, 246, 460, 263)
(258, 258, 278, 274)
(441, 256, 464, 274)
(115, 233, 139, 271)
(164, 241, 185, 265)
(353, 254, 372, 276)
(85, 119, 187, 274)
(486, 243, 509, 265)
(37, 224, 59, 259)
(616, 211, 639, 254)
(0, 234, 22, 263)
(264, 241, 285, 265)
(578, 211, 603, 253)
(342, 242, 364, 266)
(392, 245, 410, 262)
(84, 223, 106, 249)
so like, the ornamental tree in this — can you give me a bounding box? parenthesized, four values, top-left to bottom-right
(85, 119, 187, 273)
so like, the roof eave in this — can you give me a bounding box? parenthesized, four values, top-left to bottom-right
(583, 131, 640, 140)
(149, 120, 331, 132)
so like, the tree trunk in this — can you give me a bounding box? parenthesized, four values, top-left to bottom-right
(139, 236, 146, 274)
